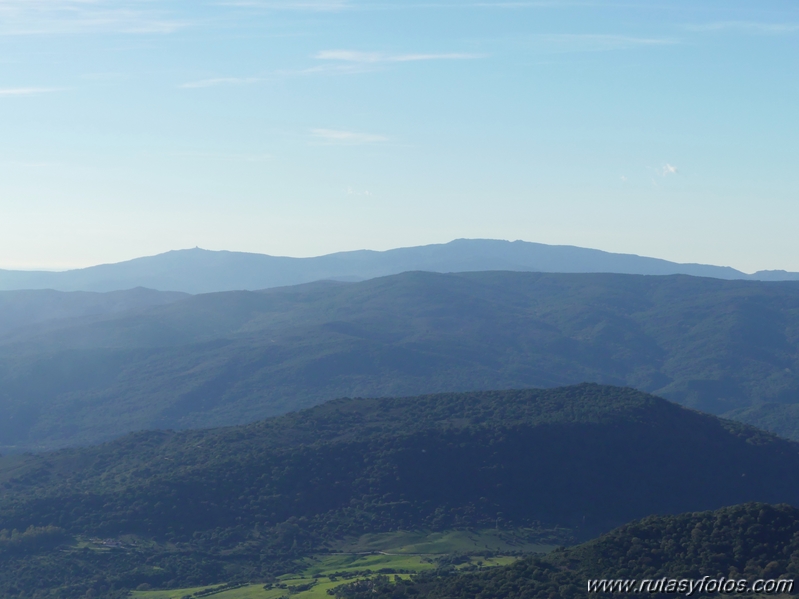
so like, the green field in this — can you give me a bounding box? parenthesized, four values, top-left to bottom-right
(130, 528, 549, 599)
(132, 549, 520, 599)
(332, 528, 562, 554)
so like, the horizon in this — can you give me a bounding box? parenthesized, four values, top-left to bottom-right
(0, 238, 790, 275)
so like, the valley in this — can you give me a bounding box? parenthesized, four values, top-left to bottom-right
(130, 552, 518, 599)
(5, 0, 795, 592)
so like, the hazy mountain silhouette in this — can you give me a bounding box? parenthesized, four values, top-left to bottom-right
(1, 239, 797, 294)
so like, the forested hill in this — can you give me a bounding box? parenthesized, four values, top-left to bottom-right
(3, 386, 799, 596)
(0, 288, 187, 336)
(351, 503, 799, 599)
(3, 271, 799, 451)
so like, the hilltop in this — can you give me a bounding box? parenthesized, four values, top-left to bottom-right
(2, 386, 799, 597)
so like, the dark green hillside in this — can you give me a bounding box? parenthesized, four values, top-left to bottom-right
(2, 271, 799, 450)
(354, 503, 799, 599)
(3, 386, 799, 597)
(729, 402, 799, 443)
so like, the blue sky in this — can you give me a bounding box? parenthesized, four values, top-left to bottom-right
(0, 0, 797, 271)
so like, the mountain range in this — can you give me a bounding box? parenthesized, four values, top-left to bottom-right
(4, 241, 799, 598)
(2, 239, 798, 294)
(1, 270, 799, 451)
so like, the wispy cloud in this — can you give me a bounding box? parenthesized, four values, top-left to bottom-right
(660, 163, 677, 177)
(178, 50, 476, 88)
(311, 128, 388, 144)
(345, 186, 373, 196)
(471, 1, 587, 6)
(180, 77, 261, 89)
(171, 151, 272, 162)
(0, 159, 60, 167)
(315, 50, 483, 63)
(219, 1, 628, 11)
(686, 21, 799, 35)
(0, 87, 60, 96)
(528, 33, 677, 53)
(0, 1, 187, 36)
(216, 0, 351, 10)
(81, 72, 126, 82)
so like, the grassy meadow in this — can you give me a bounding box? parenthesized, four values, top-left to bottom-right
(131, 533, 522, 599)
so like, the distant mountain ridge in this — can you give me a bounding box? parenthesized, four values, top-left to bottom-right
(3, 270, 799, 451)
(2, 239, 797, 294)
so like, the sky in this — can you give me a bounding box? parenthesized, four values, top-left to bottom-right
(0, 0, 797, 272)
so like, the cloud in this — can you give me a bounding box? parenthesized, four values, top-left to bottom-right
(661, 163, 677, 176)
(0, 159, 59, 167)
(217, 1, 635, 11)
(686, 22, 799, 35)
(180, 52, 473, 87)
(315, 50, 482, 63)
(470, 1, 585, 6)
(180, 77, 261, 89)
(0, 87, 60, 96)
(311, 128, 388, 144)
(0, 1, 187, 36)
(345, 186, 373, 196)
(215, 0, 351, 10)
(171, 151, 272, 162)
(81, 72, 126, 81)
(528, 34, 678, 53)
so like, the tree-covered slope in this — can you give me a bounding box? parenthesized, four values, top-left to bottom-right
(0, 288, 187, 336)
(353, 503, 799, 599)
(3, 386, 799, 597)
(2, 271, 799, 450)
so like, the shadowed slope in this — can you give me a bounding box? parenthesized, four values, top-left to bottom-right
(3, 386, 799, 597)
